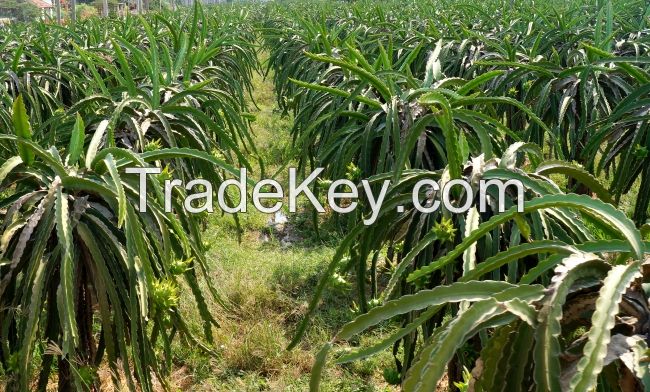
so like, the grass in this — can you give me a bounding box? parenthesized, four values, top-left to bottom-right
(169, 55, 398, 391)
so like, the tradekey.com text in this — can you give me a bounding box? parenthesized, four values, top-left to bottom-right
(126, 167, 525, 226)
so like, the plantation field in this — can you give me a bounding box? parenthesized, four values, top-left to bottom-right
(1, 0, 650, 391)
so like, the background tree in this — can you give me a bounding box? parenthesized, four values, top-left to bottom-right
(0, 0, 40, 22)
(55, 0, 61, 23)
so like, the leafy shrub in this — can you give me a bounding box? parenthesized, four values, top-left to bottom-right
(76, 3, 98, 20)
